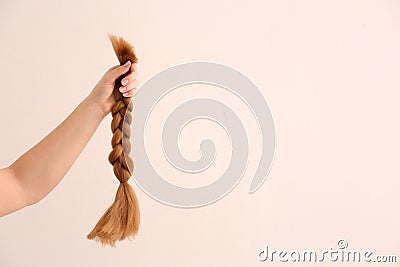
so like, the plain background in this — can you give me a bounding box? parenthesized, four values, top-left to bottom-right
(1, 0, 400, 266)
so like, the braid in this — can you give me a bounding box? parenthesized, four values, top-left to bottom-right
(87, 34, 140, 247)
(110, 91, 134, 183)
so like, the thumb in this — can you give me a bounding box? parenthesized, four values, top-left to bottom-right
(109, 61, 131, 80)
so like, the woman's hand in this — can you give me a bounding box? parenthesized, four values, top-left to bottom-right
(0, 62, 139, 217)
(88, 61, 139, 117)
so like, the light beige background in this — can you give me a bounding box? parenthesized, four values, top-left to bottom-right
(1, 0, 399, 266)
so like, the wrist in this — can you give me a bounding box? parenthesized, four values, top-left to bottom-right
(85, 94, 108, 120)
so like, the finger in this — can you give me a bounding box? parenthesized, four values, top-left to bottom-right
(119, 79, 138, 93)
(128, 79, 139, 89)
(125, 87, 138, 95)
(109, 61, 131, 80)
(121, 70, 137, 86)
(122, 88, 138, 98)
(130, 63, 138, 73)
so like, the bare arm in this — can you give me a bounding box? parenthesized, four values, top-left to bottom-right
(0, 61, 138, 217)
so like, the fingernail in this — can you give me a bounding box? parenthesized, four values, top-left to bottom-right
(120, 86, 126, 92)
(124, 61, 131, 66)
(122, 78, 128, 85)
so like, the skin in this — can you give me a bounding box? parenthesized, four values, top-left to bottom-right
(0, 61, 138, 217)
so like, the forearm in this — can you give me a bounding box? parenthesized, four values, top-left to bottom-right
(0, 62, 136, 216)
(8, 95, 106, 205)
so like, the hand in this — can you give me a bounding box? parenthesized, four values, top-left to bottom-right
(88, 61, 139, 117)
